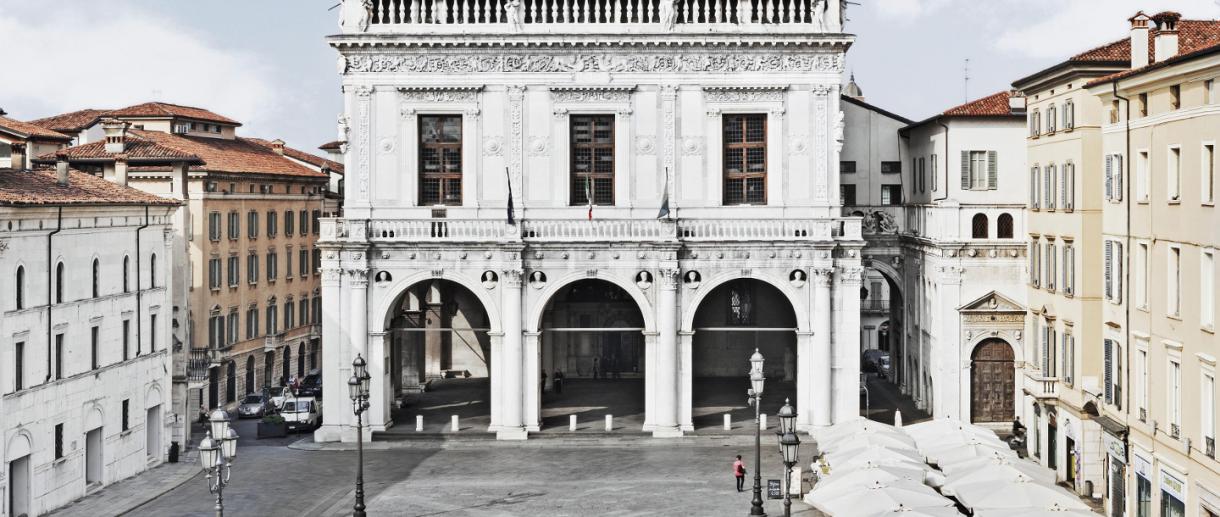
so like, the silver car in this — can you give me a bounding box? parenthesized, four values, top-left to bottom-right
(237, 394, 268, 418)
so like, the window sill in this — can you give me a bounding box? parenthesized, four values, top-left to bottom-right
(1137, 199, 1149, 205)
(1167, 314, 1182, 321)
(1203, 325, 1215, 334)
(1203, 202, 1216, 207)
(1168, 199, 1181, 205)
(120, 429, 133, 437)
(53, 457, 67, 467)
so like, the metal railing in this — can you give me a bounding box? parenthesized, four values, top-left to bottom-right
(861, 299, 889, 311)
(188, 349, 214, 383)
(366, 0, 827, 26)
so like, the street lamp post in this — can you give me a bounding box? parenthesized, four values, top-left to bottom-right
(747, 349, 766, 517)
(349, 354, 372, 517)
(776, 399, 800, 517)
(199, 409, 238, 517)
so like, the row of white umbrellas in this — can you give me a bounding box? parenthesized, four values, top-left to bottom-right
(804, 416, 1096, 517)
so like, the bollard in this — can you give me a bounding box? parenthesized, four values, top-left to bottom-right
(760, 413, 767, 430)
(451, 414, 459, 432)
(724, 414, 732, 430)
(605, 414, 613, 431)
(415, 415, 423, 432)
(570, 415, 577, 432)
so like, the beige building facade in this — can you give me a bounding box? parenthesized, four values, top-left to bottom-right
(1088, 11, 1220, 517)
(1013, 38, 1128, 501)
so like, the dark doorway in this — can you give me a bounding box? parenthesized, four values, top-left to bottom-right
(208, 366, 220, 409)
(539, 279, 645, 430)
(225, 361, 236, 404)
(691, 279, 797, 430)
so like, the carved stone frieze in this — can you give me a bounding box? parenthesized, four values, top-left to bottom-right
(398, 89, 481, 103)
(345, 52, 845, 74)
(551, 89, 633, 103)
(704, 89, 785, 103)
(503, 269, 524, 288)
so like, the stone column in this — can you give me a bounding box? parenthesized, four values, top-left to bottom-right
(795, 330, 815, 431)
(642, 331, 658, 431)
(812, 268, 834, 427)
(347, 265, 370, 441)
(368, 331, 390, 432)
(524, 331, 541, 432)
(652, 266, 681, 437)
(936, 265, 964, 420)
(832, 264, 863, 424)
(498, 269, 527, 440)
(678, 331, 695, 431)
(314, 260, 346, 443)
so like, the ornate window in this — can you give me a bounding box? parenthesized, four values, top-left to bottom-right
(971, 213, 989, 239)
(997, 213, 1014, 239)
(723, 114, 767, 205)
(727, 282, 754, 326)
(419, 115, 463, 205)
(570, 115, 615, 206)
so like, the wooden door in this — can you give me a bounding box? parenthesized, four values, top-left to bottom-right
(971, 340, 1015, 423)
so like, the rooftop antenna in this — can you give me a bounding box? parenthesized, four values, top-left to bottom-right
(963, 58, 971, 103)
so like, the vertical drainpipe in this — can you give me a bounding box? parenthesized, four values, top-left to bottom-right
(137, 206, 149, 354)
(46, 207, 62, 382)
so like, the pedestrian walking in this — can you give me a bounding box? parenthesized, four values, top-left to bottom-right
(733, 455, 747, 492)
(553, 370, 564, 394)
(541, 369, 548, 393)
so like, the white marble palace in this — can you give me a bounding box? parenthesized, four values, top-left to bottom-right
(317, 0, 863, 440)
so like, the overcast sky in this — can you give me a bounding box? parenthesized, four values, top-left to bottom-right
(2, 0, 1219, 155)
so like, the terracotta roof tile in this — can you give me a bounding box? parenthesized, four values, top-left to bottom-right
(106, 102, 241, 126)
(1085, 18, 1220, 87)
(1070, 39, 1131, 62)
(28, 109, 110, 133)
(942, 91, 1018, 117)
(246, 138, 344, 174)
(43, 133, 202, 163)
(0, 115, 73, 142)
(0, 168, 179, 206)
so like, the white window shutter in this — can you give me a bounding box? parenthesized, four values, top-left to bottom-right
(1067, 163, 1076, 210)
(1060, 164, 1067, 208)
(1105, 240, 1113, 300)
(1030, 167, 1039, 208)
(1116, 242, 1124, 304)
(987, 151, 998, 190)
(1104, 339, 1113, 403)
(961, 150, 970, 190)
(1114, 155, 1124, 201)
(1105, 155, 1113, 200)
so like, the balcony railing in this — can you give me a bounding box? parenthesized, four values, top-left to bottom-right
(331, 217, 861, 244)
(861, 299, 889, 312)
(366, 0, 827, 27)
(187, 349, 218, 383)
(1026, 374, 1058, 399)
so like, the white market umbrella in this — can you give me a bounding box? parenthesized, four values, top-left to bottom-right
(926, 441, 1016, 466)
(973, 505, 1100, 517)
(821, 431, 918, 453)
(905, 418, 999, 443)
(812, 468, 929, 498)
(937, 449, 1020, 473)
(953, 478, 1092, 512)
(946, 460, 1056, 486)
(827, 444, 924, 466)
(814, 461, 933, 484)
(833, 451, 928, 473)
(808, 479, 955, 517)
(864, 506, 964, 517)
(817, 417, 903, 443)
(941, 465, 1047, 497)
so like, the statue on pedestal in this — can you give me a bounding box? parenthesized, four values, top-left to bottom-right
(339, 0, 374, 32)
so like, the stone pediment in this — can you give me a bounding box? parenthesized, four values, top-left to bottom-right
(958, 291, 1024, 313)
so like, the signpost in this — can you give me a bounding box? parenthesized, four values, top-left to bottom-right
(767, 479, 782, 500)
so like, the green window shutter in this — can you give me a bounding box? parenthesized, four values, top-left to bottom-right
(987, 151, 998, 190)
(961, 150, 970, 190)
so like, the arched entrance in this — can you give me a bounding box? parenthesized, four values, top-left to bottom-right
(537, 279, 646, 431)
(208, 366, 220, 409)
(689, 278, 797, 430)
(971, 339, 1015, 423)
(282, 346, 292, 384)
(386, 279, 492, 432)
(225, 361, 237, 404)
(859, 262, 903, 382)
(263, 351, 275, 389)
(245, 356, 256, 395)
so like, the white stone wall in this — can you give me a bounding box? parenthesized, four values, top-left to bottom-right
(1, 205, 175, 517)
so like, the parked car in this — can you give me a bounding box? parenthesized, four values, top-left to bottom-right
(862, 349, 892, 378)
(237, 394, 269, 418)
(281, 397, 321, 432)
(297, 372, 322, 398)
(266, 386, 290, 410)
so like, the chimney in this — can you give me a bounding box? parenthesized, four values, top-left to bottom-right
(1152, 11, 1181, 62)
(1130, 12, 1151, 68)
(114, 155, 129, 187)
(56, 159, 69, 186)
(1008, 91, 1027, 115)
(101, 118, 130, 154)
(9, 142, 25, 170)
(270, 139, 285, 156)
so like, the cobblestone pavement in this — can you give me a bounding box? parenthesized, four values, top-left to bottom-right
(47, 454, 200, 517)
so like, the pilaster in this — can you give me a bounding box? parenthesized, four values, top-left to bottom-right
(832, 260, 863, 423)
(652, 265, 682, 437)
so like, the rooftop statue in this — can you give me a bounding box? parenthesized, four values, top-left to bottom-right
(339, 0, 374, 33)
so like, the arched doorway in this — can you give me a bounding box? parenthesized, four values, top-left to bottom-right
(537, 279, 646, 430)
(225, 361, 237, 404)
(860, 262, 904, 386)
(245, 356, 256, 395)
(971, 339, 1015, 423)
(263, 351, 275, 389)
(690, 278, 797, 430)
(208, 366, 220, 409)
(386, 279, 492, 432)
(297, 343, 305, 377)
(282, 346, 291, 384)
